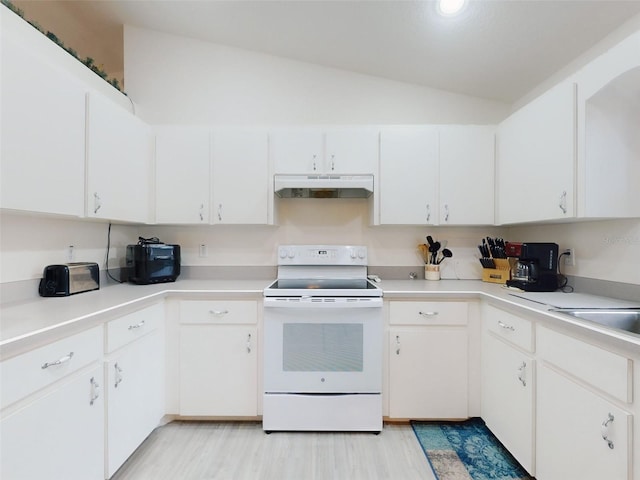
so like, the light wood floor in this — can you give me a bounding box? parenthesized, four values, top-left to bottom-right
(111, 421, 436, 480)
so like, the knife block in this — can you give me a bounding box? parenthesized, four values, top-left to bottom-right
(481, 258, 512, 284)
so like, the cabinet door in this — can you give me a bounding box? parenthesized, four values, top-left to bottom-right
(497, 81, 576, 224)
(155, 126, 210, 224)
(0, 367, 104, 480)
(536, 364, 632, 480)
(1, 35, 86, 217)
(271, 128, 324, 174)
(324, 127, 379, 174)
(379, 126, 438, 225)
(211, 129, 270, 224)
(86, 92, 152, 223)
(180, 324, 258, 416)
(439, 125, 495, 225)
(481, 332, 534, 474)
(106, 331, 165, 477)
(389, 327, 467, 418)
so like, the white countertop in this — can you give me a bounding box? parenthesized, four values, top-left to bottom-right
(1, 278, 639, 355)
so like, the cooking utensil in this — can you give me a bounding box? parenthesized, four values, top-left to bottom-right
(437, 248, 453, 264)
(430, 241, 441, 264)
(426, 235, 435, 247)
(418, 244, 430, 264)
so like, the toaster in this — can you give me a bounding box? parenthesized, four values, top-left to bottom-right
(39, 262, 100, 297)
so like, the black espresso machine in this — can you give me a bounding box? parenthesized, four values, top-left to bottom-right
(505, 242, 559, 292)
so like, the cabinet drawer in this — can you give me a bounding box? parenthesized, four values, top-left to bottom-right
(484, 304, 533, 352)
(389, 301, 468, 326)
(1, 326, 102, 409)
(179, 300, 258, 325)
(537, 326, 631, 404)
(106, 303, 164, 353)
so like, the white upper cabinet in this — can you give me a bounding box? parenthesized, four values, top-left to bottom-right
(86, 92, 153, 223)
(497, 81, 576, 224)
(155, 126, 211, 224)
(1, 24, 86, 217)
(439, 125, 495, 225)
(323, 127, 379, 174)
(379, 126, 439, 225)
(271, 127, 379, 175)
(211, 128, 271, 225)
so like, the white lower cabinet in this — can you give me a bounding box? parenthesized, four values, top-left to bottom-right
(536, 325, 633, 480)
(1, 366, 104, 480)
(179, 300, 258, 416)
(537, 364, 632, 480)
(388, 301, 468, 419)
(481, 330, 534, 474)
(105, 305, 165, 478)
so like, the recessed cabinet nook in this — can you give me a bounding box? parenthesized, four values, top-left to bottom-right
(1, 6, 639, 480)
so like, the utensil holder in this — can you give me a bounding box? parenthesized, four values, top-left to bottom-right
(425, 264, 440, 281)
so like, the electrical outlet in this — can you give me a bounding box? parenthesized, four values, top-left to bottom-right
(199, 244, 208, 258)
(67, 245, 75, 262)
(563, 248, 575, 267)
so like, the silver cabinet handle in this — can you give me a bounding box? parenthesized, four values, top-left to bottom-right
(517, 361, 527, 387)
(395, 335, 400, 355)
(217, 203, 223, 221)
(93, 192, 101, 214)
(498, 320, 515, 332)
(601, 413, 615, 449)
(559, 190, 567, 214)
(128, 320, 145, 330)
(209, 309, 229, 316)
(444, 204, 450, 222)
(199, 203, 204, 221)
(90, 377, 100, 406)
(114, 362, 123, 388)
(426, 204, 431, 222)
(419, 311, 439, 317)
(330, 154, 335, 171)
(41, 351, 74, 369)
(247, 333, 252, 354)
(312, 154, 317, 171)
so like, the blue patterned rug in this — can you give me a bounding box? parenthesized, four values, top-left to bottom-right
(411, 418, 534, 480)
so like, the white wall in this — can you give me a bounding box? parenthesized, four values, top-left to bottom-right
(123, 25, 510, 125)
(507, 219, 640, 286)
(0, 214, 137, 283)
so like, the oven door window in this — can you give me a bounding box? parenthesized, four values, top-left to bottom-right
(283, 323, 363, 372)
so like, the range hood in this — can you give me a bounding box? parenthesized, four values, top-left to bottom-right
(274, 174, 374, 199)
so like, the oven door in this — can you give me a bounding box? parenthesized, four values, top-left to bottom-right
(263, 297, 383, 394)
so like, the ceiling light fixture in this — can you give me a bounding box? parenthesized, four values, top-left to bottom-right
(437, 0, 467, 17)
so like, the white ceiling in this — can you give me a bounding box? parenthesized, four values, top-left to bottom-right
(30, 0, 640, 103)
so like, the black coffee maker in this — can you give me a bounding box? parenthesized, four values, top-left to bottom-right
(506, 242, 559, 292)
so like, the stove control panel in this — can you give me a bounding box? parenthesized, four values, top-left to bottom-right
(277, 245, 368, 266)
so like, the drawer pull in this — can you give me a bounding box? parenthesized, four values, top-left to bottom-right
(517, 361, 527, 387)
(498, 320, 515, 332)
(419, 311, 439, 317)
(114, 363, 124, 388)
(396, 335, 401, 355)
(601, 413, 615, 449)
(209, 309, 229, 316)
(41, 351, 74, 369)
(128, 320, 146, 330)
(247, 333, 252, 353)
(89, 377, 100, 406)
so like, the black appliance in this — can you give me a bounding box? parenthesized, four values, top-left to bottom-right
(39, 262, 100, 297)
(126, 239, 181, 285)
(506, 242, 559, 292)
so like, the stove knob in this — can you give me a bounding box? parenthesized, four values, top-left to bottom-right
(279, 249, 288, 259)
(358, 249, 366, 259)
(350, 249, 357, 259)
(287, 250, 295, 259)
